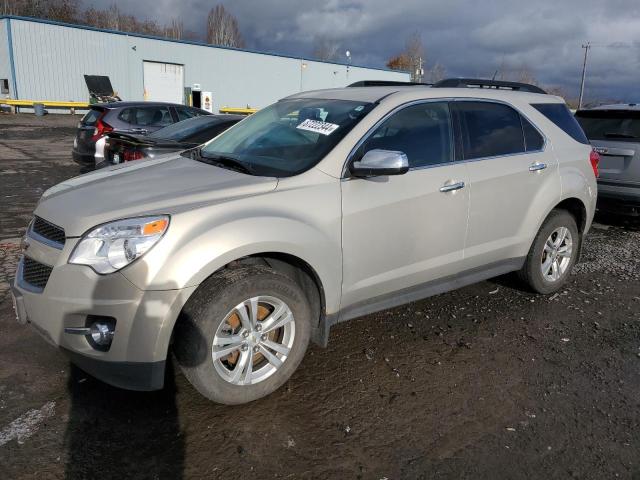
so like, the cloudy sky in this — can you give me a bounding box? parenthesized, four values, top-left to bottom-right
(87, 0, 640, 103)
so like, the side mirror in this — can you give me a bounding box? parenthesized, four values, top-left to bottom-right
(350, 149, 409, 177)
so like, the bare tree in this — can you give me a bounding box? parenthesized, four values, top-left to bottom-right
(206, 4, 245, 48)
(426, 62, 446, 83)
(313, 37, 340, 62)
(165, 19, 184, 40)
(387, 32, 425, 81)
(405, 32, 425, 81)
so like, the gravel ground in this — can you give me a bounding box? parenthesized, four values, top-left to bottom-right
(0, 114, 639, 479)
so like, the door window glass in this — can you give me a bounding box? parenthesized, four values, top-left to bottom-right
(135, 106, 173, 126)
(360, 102, 453, 168)
(458, 102, 525, 159)
(522, 116, 544, 151)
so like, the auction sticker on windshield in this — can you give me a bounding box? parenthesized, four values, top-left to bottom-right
(296, 119, 339, 136)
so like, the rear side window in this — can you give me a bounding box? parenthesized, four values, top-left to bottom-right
(118, 108, 134, 123)
(360, 101, 453, 168)
(532, 103, 589, 144)
(575, 109, 640, 142)
(81, 109, 103, 126)
(135, 106, 173, 126)
(522, 116, 545, 151)
(457, 102, 525, 159)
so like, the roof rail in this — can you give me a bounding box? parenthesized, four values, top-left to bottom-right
(347, 80, 431, 87)
(432, 78, 546, 94)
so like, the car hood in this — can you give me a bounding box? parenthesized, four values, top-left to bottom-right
(35, 155, 278, 236)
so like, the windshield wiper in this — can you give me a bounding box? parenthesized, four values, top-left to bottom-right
(198, 151, 254, 175)
(603, 132, 637, 139)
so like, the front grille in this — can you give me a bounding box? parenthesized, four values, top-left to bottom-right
(32, 216, 66, 246)
(22, 257, 53, 290)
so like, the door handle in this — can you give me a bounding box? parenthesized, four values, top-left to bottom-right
(130, 128, 148, 134)
(529, 162, 547, 172)
(439, 181, 465, 193)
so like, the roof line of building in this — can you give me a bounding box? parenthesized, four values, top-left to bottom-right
(0, 15, 406, 74)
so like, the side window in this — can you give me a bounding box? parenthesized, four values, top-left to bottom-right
(532, 103, 589, 144)
(118, 108, 134, 124)
(521, 116, 544, 151)
(187, 122, 237, 143)
(135, 106, 172, 126)
(176, 107, 197, 122)
(360, 102, 453, 168)
(457, 102, 525, 159)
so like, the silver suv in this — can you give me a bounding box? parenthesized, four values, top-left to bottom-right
(12, 79, 598, 404)
(575, 104, 640, 216)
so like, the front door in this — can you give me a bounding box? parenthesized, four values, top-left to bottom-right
(341, 101, 470, 311)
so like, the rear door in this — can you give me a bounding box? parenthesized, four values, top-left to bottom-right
(575, 109, 640, 185)
(453, 100, 560, 268)
(130, 106, 174, 134)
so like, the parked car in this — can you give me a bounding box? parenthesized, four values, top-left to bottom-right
(98, 114, 243, 169)
(13, 79, 597, 405)
(72, 102, 210, 167)
(575, 104, 640, 216)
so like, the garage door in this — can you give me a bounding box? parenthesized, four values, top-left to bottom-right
(143, 61, 184, 104)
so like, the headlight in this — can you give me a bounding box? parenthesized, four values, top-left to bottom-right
(69, 216, 169, 274)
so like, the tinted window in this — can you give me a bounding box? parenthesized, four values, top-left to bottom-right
(187, 122, 237, 143)
(135, 106, 173, 126)
(81, 108, 103, 126)
(118, 108, 134, 124)
(575, 109, 640, 142)
(458, 102, 525, 159)
(360, 102, 453, 168)
(200, 98, 375, 177)
(522, 116, 544, 151)
(176, 106, 198, 121)
(532, 103, 589, 144)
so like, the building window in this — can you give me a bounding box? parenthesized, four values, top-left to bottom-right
(1, 79, 9, 95)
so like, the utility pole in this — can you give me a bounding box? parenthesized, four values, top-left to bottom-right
(578, 42, 591, 109)
(416, 57, 424, 83)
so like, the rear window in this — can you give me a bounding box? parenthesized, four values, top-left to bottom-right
(81, 108, 103, 126)
(532, 103, 589, 144)
(575, 109, 640, 142)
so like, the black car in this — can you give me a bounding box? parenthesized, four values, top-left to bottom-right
(72, 102, 210, 166)
(98, 114, 243, 169)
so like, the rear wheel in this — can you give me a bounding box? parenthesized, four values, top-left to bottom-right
(519, 209, 580, 294)
(174, 266, 311, 404)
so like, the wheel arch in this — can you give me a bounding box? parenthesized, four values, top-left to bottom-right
(554, 197, 588, 233)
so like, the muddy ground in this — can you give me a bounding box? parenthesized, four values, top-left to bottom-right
(0, 113, 639, 480)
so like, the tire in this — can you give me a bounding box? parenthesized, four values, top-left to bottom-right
(173, 265, 311, 404)
(519, 209, 580, 295)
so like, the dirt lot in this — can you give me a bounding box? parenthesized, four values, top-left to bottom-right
(0, 113, 639, 480)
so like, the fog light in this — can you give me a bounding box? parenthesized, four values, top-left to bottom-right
(90, 322, 114, 346)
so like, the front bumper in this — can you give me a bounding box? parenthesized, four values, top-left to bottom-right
(12, 239, 196, 390)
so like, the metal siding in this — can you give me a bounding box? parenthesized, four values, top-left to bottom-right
(0, 20, 11, 90)
(6, 17, 410, 110)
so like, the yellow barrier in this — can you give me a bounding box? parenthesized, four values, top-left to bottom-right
(219, 106, 257, 115)
(2, 99, 89, 108)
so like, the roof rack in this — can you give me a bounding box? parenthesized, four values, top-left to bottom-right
(432, 78, 546, 94)
(347, 80, 431, 87)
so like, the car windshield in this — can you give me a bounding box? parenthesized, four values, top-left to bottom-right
(199, 98, 376, 177)
(149, 116, 220, 141)
(575, 109, 640, 141)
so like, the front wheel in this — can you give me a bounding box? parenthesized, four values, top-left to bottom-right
(174, 266, 311, 404)
(519, 209, 580, 294)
